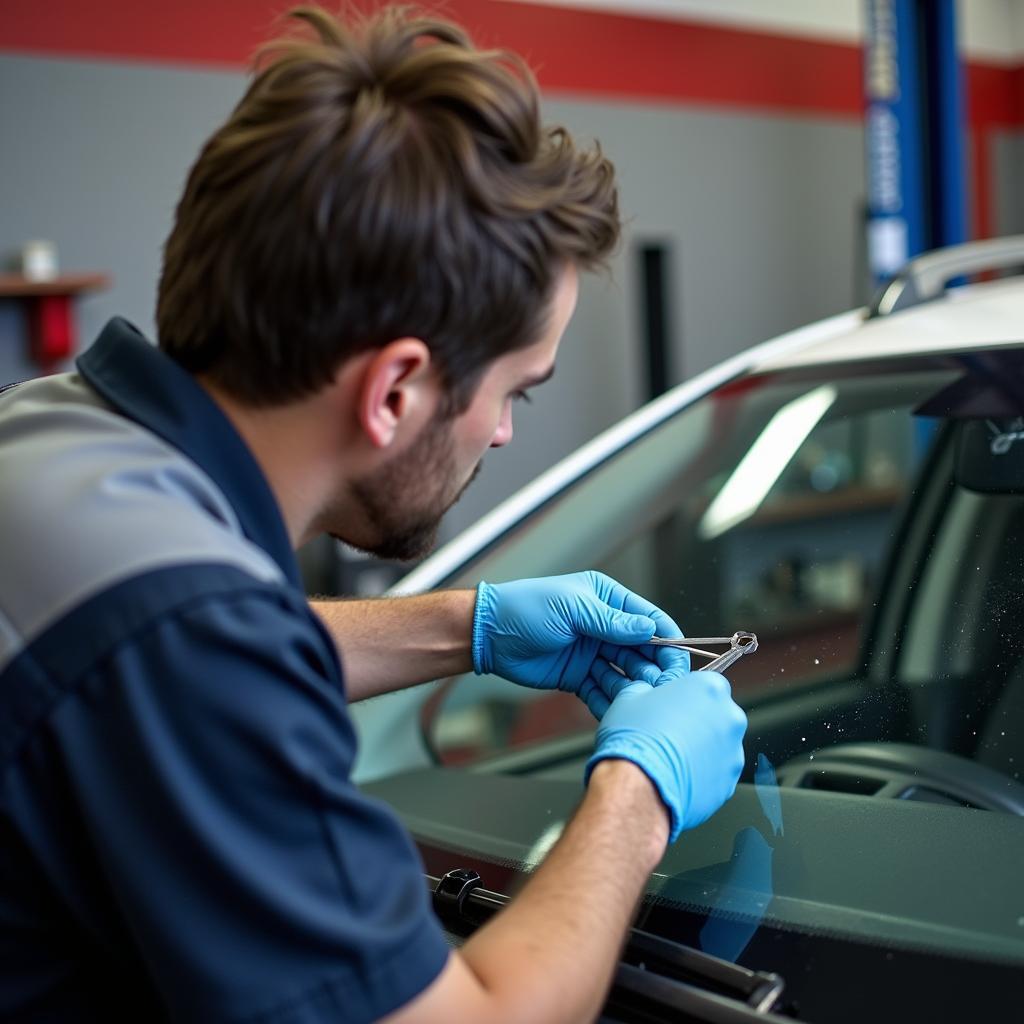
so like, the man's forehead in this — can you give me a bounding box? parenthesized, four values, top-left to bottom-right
(495, 337, 556, 387)
(482, 264, 576, 387)
(517, 362, 556, 388)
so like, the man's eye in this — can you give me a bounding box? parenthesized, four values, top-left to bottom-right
(511, 390, 533, 404)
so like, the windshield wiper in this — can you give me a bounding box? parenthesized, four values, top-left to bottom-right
(429, 868, 793, 1023)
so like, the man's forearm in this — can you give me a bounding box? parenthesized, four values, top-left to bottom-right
(463, 759, 669, 1020)
(310, 591, 476, 701)
(385, 759, 670, 1024)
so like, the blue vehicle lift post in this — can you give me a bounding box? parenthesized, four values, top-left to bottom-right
(864, 0, 968, 288)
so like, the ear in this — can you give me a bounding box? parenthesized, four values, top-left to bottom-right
(356, 338, 436, 448)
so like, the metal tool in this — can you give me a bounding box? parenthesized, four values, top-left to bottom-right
(648, 631, 758, 673)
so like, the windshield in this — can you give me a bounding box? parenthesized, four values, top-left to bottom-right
(432, 360, 962, 758)
(365, 349, 1024, 973)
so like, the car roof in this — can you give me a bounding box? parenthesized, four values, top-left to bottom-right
(755, 276, 1024, 371)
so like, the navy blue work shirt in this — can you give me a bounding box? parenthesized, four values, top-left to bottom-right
(0, 319, 449, 1022)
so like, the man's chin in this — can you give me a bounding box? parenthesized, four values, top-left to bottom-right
(335, 455, 482, 563)
(328, 521, 441, 563)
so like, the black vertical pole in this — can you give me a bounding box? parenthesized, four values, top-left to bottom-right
(638, 242, 681, 610)
(638, 242, 675, 401)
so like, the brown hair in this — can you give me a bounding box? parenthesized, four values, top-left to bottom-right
(156, 4, 619, 409)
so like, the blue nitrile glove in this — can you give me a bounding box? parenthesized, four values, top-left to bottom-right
(584, 665, 748, 841)
(472, 571, 689, 719)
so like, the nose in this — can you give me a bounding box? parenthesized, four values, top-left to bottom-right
(491, 401, 514, 448)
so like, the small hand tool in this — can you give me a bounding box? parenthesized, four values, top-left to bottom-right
(648, 631, 758, 673)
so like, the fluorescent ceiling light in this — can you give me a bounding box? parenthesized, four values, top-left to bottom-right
(698, 384, 838, 540)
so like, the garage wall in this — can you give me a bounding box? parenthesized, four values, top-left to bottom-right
(0, 51, 865, 539)
(2, 0, 1023, 550)
(0, 55, 240, 387)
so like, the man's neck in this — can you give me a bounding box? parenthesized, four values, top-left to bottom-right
(198, 380, 341, 548)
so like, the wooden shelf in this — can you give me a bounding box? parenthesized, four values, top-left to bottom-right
(0, 272, 112, 373)
(0, 273, 111, 298)
(748, 484, 904, 526)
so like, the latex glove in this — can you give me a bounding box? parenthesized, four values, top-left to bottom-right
(472, 571, 689, 718)
(584, 664, 748, 841)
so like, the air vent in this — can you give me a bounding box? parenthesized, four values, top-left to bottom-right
(801, 770, 885, 796)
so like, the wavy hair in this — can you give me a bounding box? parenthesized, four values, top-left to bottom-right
(157, 5, 620, 408)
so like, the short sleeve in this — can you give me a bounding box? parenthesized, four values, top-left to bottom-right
(41, 583, 449, 1023)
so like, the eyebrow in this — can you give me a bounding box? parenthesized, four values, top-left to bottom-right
(518, 364, 556, 390)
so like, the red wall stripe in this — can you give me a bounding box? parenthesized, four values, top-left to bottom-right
(965, 64, 1024, 242)
(1, 0, 280, 70)
(967, 63, 1024, 127)
(4, 0, 1023, 239)
(3, 0, 1021, 126)
(446, 1, 864, 117)
(1, 0, 857, 117)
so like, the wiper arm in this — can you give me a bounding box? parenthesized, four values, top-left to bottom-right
(429, 869, 792, 1023)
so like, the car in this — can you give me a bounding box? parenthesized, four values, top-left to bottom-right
(351, 237, 1024, 1022)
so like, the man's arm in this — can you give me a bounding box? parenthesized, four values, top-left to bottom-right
(384, 759, 668, 1024)
(385, 666, 747, 1024)
(311, 572, 688, 704)
(310, 591, 476, 701)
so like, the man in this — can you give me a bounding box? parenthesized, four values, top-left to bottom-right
(0, 6, 747, 1022)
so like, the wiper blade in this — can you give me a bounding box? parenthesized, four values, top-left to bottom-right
(429, 869, 792, 1023)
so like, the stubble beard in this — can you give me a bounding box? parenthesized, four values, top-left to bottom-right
(335, 413, 481, 562)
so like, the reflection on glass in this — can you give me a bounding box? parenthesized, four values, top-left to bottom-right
(755, 753, 784, 837)
(698, 827, 774, 962)
(692, 753, 783, 962)
(699, 384, 838, 540)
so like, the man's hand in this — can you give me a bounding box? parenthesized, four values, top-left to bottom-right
(471, 571, 689, 717)
(585, 664, 748, 840)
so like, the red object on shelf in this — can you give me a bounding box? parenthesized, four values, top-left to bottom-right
(28, 294, 74, 372)
(0, 273, 111, 374)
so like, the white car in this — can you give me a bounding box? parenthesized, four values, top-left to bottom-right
(354, 238, 1024, 1022)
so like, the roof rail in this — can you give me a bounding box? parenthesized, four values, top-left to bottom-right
(869, 235, 1024, 318)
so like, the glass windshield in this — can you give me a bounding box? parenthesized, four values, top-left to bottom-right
(373, 348, 1024, 969)
(430, 360, 966, 760)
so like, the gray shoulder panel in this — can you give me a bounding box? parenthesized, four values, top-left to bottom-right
(0, 374, 285, 672)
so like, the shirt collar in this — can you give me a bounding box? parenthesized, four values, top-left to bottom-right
(77, 318, 302, 589)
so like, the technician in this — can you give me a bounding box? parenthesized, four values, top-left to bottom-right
(0, 7, 747, 1023)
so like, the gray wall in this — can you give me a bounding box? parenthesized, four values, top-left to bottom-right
(994, 130, 1024, 237)
(1, 51, 878, 544)
(0, 55, 242, 383)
